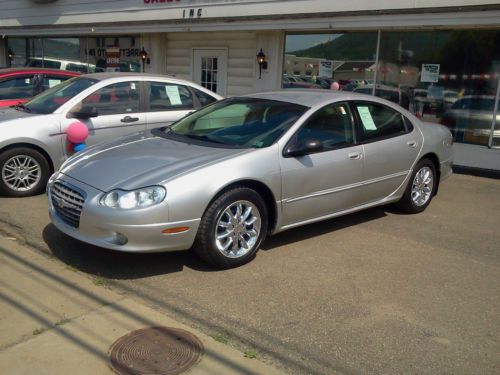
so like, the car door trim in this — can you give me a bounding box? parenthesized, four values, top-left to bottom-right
(284, 170, 409, 204)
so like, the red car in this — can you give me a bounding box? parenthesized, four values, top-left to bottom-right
(0, 68, 80, 108)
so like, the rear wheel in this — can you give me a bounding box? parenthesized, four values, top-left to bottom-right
(194, 187, 268, 269)
(0, 147, 50, 197)
(396, 158, 437, 213)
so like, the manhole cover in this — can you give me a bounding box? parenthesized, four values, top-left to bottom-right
(109, 326, 204, 375)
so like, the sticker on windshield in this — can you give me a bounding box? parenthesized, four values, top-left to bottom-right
(130, 82, 136, 90)
(165, 86, 182, 105)
(357, 106, 377, 131)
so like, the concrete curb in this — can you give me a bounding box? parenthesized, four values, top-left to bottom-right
(0, 235, 284, 375)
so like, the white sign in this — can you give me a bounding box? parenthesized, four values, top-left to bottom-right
(421, 64, 440, 83)
(165, 86, 182, 105)
(357, 106, 377, 131)
(318, 60, 333, 78)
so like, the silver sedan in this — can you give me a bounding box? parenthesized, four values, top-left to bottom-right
(48, 91, 453, 268)
(0, 73, 221, 197)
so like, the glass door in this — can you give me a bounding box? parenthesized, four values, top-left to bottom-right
(192, 48, 227, 96)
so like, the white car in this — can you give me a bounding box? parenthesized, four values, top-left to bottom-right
(0, 73, 222, 197)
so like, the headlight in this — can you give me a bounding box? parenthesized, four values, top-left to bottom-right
(100, 186, 166, 209)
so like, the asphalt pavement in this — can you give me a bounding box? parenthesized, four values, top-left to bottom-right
(0, 173, 499, 374)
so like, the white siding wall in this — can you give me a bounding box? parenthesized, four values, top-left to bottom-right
(1, 0, 499, 28)
(165, 32, 257, 96)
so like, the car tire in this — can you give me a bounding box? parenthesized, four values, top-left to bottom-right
(396, 158, 437, 213)
(0, 147, 50, 197)
(194, 187, 268, 269)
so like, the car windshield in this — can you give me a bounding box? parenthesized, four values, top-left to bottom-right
(23, 77, 98, 114)
(165, 97, 309, 148)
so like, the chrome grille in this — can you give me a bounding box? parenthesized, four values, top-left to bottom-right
(51, 181, 85, 228)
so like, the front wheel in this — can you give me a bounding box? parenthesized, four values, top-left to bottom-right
(194, 187, 268, 269)
(0, 147, 50, 197)
(396, 158, 437, 213)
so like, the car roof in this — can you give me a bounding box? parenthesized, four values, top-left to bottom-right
(0, 67, 80, 77)
(81, 72, 185, 81)
(242, 90, 381, 107)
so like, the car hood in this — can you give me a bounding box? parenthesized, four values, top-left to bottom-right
(60, 132, 248, 192)
(0, 106, 37, 122)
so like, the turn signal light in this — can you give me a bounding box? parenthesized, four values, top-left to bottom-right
(162, 227, 189, 234)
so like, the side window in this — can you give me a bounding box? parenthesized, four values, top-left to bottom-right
(81, 81, 140, 116)
(355, 102, 407, 141)
(193, 88, 218, 107)
(0, 76, 35, 99)
(148, 82, 194, 111)
(296, 103, 354, 151)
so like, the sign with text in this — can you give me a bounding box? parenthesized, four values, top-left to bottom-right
(421, 64, 440, 83)
(106, 46, 120, 72)
(318, 60, 333, 78)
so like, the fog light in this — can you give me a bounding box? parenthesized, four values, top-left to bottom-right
(105, 232, 128, 246)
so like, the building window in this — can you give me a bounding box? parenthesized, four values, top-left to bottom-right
(283, 30, 500, 148)
(7, 36, 141, 74)
(283, 32, 378, 90)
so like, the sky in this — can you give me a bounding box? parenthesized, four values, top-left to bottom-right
(285, 34, 342, 52)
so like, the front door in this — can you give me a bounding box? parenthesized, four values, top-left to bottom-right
(280, 102, 365, 227)
(62, 80, 146, 151)
(192, 49, 227, 97)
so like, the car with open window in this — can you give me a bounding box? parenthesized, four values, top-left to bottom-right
(0, 73, 222, 197)
(47, 90, 453, 269)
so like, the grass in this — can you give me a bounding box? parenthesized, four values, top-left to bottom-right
(244, 350, 258, 359)
(55, 318, 71, 326)
(93, 277, 106, 286)
(212, 333, 229, 344)
(65, 264, 78, 272)
(32, 327, 46, 336)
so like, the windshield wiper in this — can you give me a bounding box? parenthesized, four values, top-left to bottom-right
(183, 134, 226, 144)
(12, 103, 31, 113)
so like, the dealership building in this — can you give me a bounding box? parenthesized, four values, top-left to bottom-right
(1, 0, 499, 170)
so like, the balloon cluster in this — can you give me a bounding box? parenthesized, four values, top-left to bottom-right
(66, 122, 89, 153)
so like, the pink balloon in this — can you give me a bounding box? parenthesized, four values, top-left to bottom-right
(330, 82, 340, 90)
(66, 122, 89, 144)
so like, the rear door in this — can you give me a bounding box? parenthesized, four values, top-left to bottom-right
(145, 81, 198, 129)
(62, 80, 146, 148)
(351, 101, 422, 204)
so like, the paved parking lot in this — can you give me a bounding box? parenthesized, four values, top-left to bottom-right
(0, 173, 499, 375)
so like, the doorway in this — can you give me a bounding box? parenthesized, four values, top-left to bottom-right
(192, 48, 227, 96)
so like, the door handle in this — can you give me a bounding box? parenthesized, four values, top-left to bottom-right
(348, 152, 363, 160)
(407, 140, 418, 148)
(121, 116, 139, 123)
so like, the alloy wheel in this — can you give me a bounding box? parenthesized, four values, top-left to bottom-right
(1, 155, 42, 192)
(214, 200, 261, 258)
(411, 166, 434, 207)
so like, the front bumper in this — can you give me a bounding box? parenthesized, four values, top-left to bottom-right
(47, 174, 200, 253)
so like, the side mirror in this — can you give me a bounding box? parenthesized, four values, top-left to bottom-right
(284, 138, 323, 158)
(67, 105, 98, 119)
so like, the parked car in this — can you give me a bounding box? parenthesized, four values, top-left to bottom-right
(25, 58, 106, 74)
(440, 95, 499, 146)
(0, 68, 80, 108)
(354, 84, 410, 108)
(47, 90, 453, 269)
(0, 73, 222, 197)
(283, 80, 322, 89)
